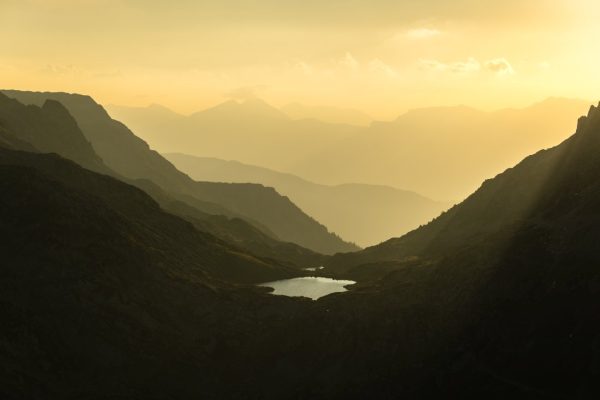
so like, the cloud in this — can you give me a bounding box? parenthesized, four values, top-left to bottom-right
(224, 85, 268, 100)
(419, 57, 481, 73)
(368, 59, 398, 78)
(40, 64, 83, 76)
(483, 58, 515, 75)
(293, 61, 314, 75)
(420, 57, 515, 76)
(406, 28, 441, 39)
(339, 52, 359, 72)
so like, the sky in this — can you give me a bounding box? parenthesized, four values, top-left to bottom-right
(1, 0, 599, 118)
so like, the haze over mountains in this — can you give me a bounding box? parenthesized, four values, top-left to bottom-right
(6, 0, 600, 397)
(280, 102, 373, 126)
(2, 90, 357, 256)
(107, 99, 361, 173)
(2, 87, 600, 397)
(165, 153, 449, 246)
(109, 97, 590, 200)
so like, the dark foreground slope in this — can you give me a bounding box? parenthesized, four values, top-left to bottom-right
(229, 105, 600, 398)
(133, 178, 327, 268)
(1, 90, 358, 255)
(2, 102, 600, 399)
(0, 92, 325, 268)
(0, 152, 315, 399)
(0, 147, 299, 284)
(291, 104, 600, 397)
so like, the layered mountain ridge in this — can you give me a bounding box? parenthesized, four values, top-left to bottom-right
(165, 153, 449, 246)
(2, 90, 358, 255)
(2, 87, 600, 398)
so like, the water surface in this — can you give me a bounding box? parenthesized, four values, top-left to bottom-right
(259, 277, 355, 300)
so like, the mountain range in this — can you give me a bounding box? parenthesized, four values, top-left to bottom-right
(292, 97, 592, 199)
(2, 88, 600, 398)
(164, 153, 449, 246)
(106, 99, 361, 172)
(109, 97, 590, 201)
(2, 90, 358, 256)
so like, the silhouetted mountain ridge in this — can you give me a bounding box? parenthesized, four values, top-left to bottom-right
(0, 92, 107, 173)
(2, 90, 358, 255)
(2, 95, 600, 398)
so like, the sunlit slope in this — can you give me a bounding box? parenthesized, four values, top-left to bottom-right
(327, 103, 600, 275)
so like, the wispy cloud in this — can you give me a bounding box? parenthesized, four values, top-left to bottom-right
(368, 59, 398, 78)
(224, 85, 268, 100)
(339, 52, 360, 72)
(40, 64, 84, 76)
(420, 57, 515, 76)
(483, 58, 515, 75)
(406, 28, 442, 39)
(419, 57, 481, 73)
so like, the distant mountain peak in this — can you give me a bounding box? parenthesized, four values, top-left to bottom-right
(191, 97, 288, 121)
(576, 102, 600, 131)
(588, 103, 600, 118)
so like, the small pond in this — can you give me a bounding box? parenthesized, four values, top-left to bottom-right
(258, 277, 355, 300)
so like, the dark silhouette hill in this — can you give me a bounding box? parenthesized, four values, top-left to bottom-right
(288, 102, 600, 397)
(0, 93, 107, 173)
(2, 90, 358, 255)
(0, 146, 318, 398)
(0, 92, 338, 266)
(165, 153, 449, 246)
(2, 97, 600, 398)
(0, 147, 299, 284)
(133, 178, 327, 268)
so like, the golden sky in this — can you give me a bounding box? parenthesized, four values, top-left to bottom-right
(1, 0, 598, 118)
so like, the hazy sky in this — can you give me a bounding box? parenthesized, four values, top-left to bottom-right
(1, 0, 598, 118)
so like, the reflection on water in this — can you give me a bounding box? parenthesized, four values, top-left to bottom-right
(258, 277, 355, 300)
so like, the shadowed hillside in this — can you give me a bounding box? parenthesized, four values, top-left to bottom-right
(0, 146, 301, 284)
(2, 90, 358, 255)
(0, 92, 332, 266)
(1, 102, 600, 398)
(0, 93, 107, 173)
